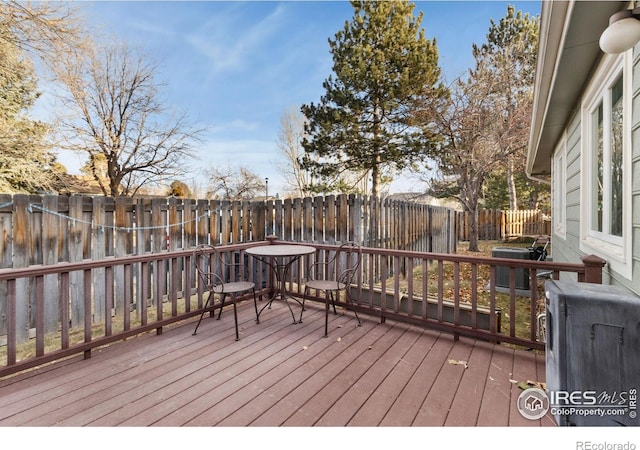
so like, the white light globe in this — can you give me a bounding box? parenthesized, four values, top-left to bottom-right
(600, 13, 640, 54)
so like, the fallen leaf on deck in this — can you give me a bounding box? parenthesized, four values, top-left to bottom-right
(448, 359, 468, 369)
(336, 337, 341, 342)
(510, 379, 542, 390)
(526, 380, 547, 390)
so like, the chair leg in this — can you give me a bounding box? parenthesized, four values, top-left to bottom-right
(253, 289, 260, 324)
(217, 294, 227, 320)
(299, 287, 309, 324)
(346, 291, 362, 326)
(330, 291, 338, 315)
(232, 296, 239, 341)
(193, 292, 214, 336)
(324, 292, 330, 337)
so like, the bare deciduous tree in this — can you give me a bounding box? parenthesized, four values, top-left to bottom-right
(53, 40, 203, 197)
(206, 164, 265, 200)
(419, 6, 539, 251)
(0, 1, 84, 68)
(424, 65, 514, 252)
(275, 107, 313, 198)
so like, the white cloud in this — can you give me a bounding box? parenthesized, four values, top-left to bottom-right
(206, 119, 261, 135)
(185, 3, 287, 76)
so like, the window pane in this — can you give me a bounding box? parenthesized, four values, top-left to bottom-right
(592, 103, 603, 233)
(610, 75, 623, 237)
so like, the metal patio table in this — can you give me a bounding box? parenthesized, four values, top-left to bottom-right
(246, 244, 316, 324)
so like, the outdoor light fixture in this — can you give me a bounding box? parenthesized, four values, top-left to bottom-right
(599, 5, 640, 54)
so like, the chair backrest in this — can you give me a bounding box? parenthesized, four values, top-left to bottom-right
(194, 244, 251, 289)
(336, 242, 362, 287)
(193, 244, 223, 289)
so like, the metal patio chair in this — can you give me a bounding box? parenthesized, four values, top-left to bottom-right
(192, 244, 258, 341)
(299, 242, 362, 337)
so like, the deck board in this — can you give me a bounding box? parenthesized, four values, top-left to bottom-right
(288, 322, 419, 426)
(508, 349, 540, 426)
(0, 299, 555, 427)
(445, 339, 494, 426)
(476, 342, 515, 426)
(351, 329, 439, 426)
(378, 333, 455, 426)
(411, 336, 474, 426)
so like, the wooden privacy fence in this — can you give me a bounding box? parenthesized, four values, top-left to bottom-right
(457, 209, 551, 241)
(0, 193, 457, 344)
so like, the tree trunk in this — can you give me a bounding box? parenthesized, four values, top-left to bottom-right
(468, 203, 480, 252)
(371, 163, 380, 197)
(371, 100, 382, 198)
(507, 156, 518, 210)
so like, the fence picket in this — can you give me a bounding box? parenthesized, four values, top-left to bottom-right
(92, 196, 106, 323)
(41, 195, 60, 333)
(13, 195, 30, 343)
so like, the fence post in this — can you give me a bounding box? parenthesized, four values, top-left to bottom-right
(580, 255, 607, 284)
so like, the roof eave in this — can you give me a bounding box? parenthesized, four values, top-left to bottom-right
(526, 1, 626, 177)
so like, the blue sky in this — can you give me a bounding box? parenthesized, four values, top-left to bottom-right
(57, 0, 541, 196)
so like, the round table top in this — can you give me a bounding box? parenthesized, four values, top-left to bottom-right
(246, 244, 316, 258)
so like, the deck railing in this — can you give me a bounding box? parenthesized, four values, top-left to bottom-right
(0, 239, 605, 378)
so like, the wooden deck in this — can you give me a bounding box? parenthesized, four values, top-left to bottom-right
(0, 299, 555, 427)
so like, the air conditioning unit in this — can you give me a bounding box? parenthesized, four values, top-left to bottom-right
(545, 280, 640, 426)
(492, 247, 531, 291)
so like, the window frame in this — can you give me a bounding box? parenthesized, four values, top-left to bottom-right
(579, 52, 632, 279)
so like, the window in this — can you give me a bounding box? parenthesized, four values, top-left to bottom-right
(589, 75, 623, 237)
(580, 52, 631, 279)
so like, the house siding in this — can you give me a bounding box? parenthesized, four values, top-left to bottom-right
(552, 110, 583, 282)
(551, 48, 640, 297)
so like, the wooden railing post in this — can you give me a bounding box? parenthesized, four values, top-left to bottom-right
(580, 255, 607, 284)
